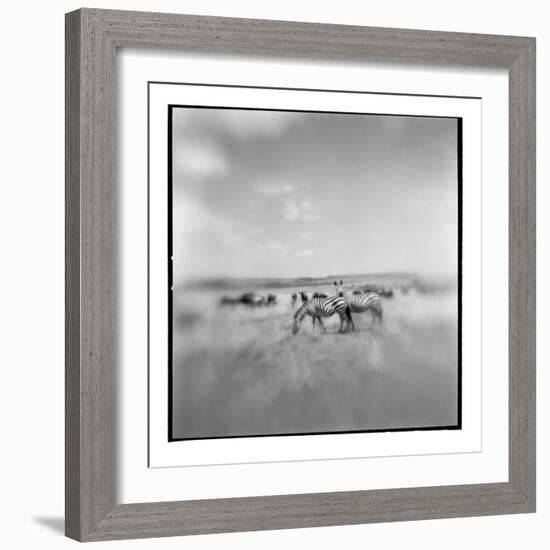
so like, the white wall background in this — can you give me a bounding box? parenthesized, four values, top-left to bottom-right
(0, 0, 546, 547)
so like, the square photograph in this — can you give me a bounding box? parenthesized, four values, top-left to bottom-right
(168, 106, 461, 440)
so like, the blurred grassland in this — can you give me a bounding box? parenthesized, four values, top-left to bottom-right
(171, 285, 459, 439)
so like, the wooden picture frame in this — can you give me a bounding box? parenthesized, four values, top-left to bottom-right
(65, 8, 536, 541)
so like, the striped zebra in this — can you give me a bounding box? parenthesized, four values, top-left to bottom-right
(334, 282, 383, 325)
(348, 292, 383, 324)
(292, 295, 354, 335)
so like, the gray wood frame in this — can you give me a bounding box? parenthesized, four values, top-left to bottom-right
(65, 8, 536, 542)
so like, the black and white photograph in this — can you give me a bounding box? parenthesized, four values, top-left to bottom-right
(169, 105, 461, 441)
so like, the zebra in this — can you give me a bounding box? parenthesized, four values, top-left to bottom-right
(334, 282, 383, 325)
(292, 295, 354, 335)
(291, 292, 298, 306)
(349, 292, 383, 324)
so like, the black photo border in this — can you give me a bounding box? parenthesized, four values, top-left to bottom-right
(154, 84, 465, 443)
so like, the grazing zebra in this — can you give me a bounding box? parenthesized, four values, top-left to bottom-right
(334, 282, 383, 325)
(292, 295, 354, 335)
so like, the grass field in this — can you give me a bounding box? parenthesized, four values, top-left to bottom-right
(171, 277, 459, 439)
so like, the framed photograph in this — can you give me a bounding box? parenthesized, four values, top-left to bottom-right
(65, 8, 536, 541)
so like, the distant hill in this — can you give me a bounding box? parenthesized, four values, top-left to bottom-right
(178, 272, 452, 293)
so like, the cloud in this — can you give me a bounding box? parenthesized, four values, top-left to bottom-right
(172, 109, 306, 183)
(260, 241, 286, 253)
(283, 200, 300, 221)
(204, 110, 304, 139)
(258, 241, 287, 261)
(254, 180, 295, 197)
(298, 231, 318, 239)
(172, 195, 238, 244)
(173, 109, 305, 142)
(174, 142, 228, 179)
(295, 249, 314, 257)
(283, 198, 319, 223)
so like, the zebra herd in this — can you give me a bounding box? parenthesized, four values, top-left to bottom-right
(291, 280, 383, 336)
(218, 280, 387, 336)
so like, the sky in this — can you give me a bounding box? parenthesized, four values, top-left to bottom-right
(171, 107, 459, 282)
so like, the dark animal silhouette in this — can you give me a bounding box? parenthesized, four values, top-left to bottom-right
(219, 292, 266, 307)
(219, 296, 238, 306)
(360, 285, 393, 298)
